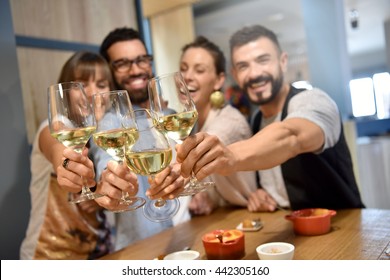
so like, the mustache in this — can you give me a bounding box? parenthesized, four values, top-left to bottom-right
(122, 73, 150, 83)
(243, 75, 272, 90)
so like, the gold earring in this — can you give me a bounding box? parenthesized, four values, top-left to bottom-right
(210, 91, 225, 109)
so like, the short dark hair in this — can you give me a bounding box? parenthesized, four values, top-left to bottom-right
(229, 25, 282, 56)
(181, 35, 226, 75)
(99, 27, 145, 62)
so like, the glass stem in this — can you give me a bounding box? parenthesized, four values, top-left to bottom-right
(150, 174, 167, 207)
(121, 192, 130, 200)
(189, 172, 198, 186)
(154, 198, 166, 207)
(81, 175, 93, 195)
(81, 186, 92, 194)
(117, 158, 129, 201)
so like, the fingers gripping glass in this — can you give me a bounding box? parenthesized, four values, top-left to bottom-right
(48, 82, 105, 203)
(148, 72, 215, 196)
(92, 90, 146, 212)
(111, 55, 153, 73)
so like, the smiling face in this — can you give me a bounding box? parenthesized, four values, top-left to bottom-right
(107, 40, 152, 105)
(74, 65, 111, 103)
(75, 67, 111, 121)
(180, 47, 225, 113)
(231, 37, 288, 106)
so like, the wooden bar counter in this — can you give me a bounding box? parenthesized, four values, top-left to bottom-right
(100, 207, 390, 260)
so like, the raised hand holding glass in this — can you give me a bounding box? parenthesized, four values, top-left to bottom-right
(48, 82, 104, 203)
(125, 109, 180, 222)
(148, 72, 215, 195)
(92, 90, 146, 212)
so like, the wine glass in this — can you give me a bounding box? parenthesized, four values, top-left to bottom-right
(124, 109, 180, 222)
(48, 82, 104, 203)
(92, 90, 146, 212)
(148, 71, 215, 195)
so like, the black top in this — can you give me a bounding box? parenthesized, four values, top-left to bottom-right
(252, 86, 365, 210)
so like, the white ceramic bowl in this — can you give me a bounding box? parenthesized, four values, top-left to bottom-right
(256, 242, 295, 260)
(163, 250, 200, 260)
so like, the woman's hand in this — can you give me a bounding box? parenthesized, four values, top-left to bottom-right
(56, 147, 96, 193)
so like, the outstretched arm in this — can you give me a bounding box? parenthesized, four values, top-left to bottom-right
(177, 118, 324, 180)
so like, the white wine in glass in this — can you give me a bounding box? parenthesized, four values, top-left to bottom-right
(48, 82, 104, 203)
(92, 90, 146, 212)
(148, 71, 215, 195)
(159, 111, 198, 142)
(124, 109, 180, 222)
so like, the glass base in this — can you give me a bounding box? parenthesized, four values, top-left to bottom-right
(69, 191, 105, 204)
(180, 181, 215, 196)
(113, 197, 146, 213)
(142, 198, 180, 222)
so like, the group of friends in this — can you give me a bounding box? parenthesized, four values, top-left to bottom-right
(20, 24, 364, 259)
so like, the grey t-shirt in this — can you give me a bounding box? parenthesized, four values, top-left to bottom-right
(258, 88, 341, 207)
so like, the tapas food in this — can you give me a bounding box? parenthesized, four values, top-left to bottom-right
(236, 218, 263, 232)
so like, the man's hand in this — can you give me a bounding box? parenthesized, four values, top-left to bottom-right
(146, 163, 186, 200)
(247, 189, 278, 212)
(95, 160, 138, 211)
(176, 132, 236, 180)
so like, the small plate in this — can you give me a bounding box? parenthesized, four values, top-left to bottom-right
(236, 220, 263, 232)
(164, 250, 200, 260)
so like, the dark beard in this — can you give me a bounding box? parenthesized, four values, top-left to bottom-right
(128, 87, 149, 104)
(243, 71, 283, 106)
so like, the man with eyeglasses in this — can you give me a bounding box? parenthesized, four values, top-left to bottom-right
(94, 27, 174, 251)
(100, 28, 153, 107)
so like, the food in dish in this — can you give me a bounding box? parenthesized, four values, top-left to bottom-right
(256, 242, 295, 260)
(202, 229, 245, 259)
(242, 219, 254, 228)
(236, 218, 263, 232)
(285, 208, 337, 235)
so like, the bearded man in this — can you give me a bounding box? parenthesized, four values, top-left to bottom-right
(176, 25, 364, 211)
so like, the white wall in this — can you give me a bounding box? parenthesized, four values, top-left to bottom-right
(357, 136, 390, 209)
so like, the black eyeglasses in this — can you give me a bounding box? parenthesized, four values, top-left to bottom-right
(111, 55, 153, 73)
